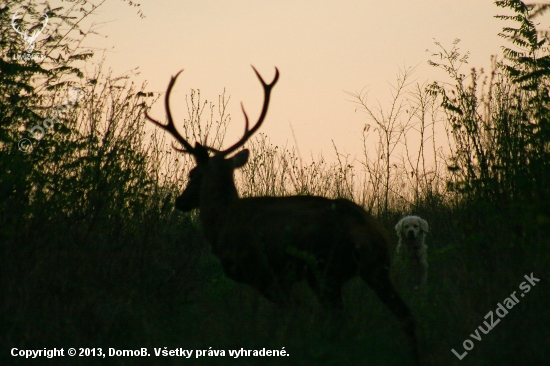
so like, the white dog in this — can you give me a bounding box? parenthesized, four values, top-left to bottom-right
(394, 216, 429, 288)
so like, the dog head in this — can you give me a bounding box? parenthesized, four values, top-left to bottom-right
(395, 215, 429, 242)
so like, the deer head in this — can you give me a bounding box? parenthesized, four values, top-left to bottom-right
(146, 67, 279, 212)
(11, 11, 49, 53)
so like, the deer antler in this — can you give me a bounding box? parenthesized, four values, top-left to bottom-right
(147, 67, 279, 160)
(145, 70, 209, 162)
(216, 66, 279, 157)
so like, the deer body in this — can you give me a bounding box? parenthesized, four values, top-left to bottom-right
(147, 67, 420, 365)
(205, 196, 388, 303)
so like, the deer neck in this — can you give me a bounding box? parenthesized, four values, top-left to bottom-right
(198, 174, 239, 243)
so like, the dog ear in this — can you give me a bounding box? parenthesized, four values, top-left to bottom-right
(420, 219, 429, 233)
(395, 219, 403, 236)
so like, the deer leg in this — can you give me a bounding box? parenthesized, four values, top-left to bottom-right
(255, 279, 293, 308)
(321, 282, 345, 311)
(305, 273, 348, 340)
(306, 271, 342, 308)
(360, 265, 420, 366)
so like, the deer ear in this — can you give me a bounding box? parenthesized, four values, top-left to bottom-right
(232, 149, 249, 168)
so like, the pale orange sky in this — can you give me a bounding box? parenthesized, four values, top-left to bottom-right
(76, 1, 511, 160)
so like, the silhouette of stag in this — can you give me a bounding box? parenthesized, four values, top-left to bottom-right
(146, 67, 420, 365)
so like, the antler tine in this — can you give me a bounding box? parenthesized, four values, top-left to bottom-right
(202, 133, 222, 154)
(145, 70, 196, 154)
(11, 12, 26, 37)
(33, 13, 48, 35)
(217, 66, 279, 157)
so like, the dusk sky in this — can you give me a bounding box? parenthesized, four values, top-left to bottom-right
(75, 1, 513, 161)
